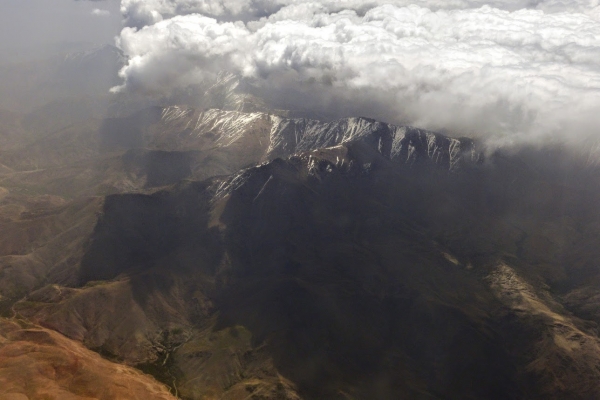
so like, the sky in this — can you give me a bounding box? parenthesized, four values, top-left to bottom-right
(3, 0, 600, 146)
(0, 0, 121, 52)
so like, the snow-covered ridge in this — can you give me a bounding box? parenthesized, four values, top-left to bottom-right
(161, 107, 270, 147)
(157, 106, 480, 170)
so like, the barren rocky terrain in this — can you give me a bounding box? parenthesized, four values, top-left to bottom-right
(2, 44, 600, 399)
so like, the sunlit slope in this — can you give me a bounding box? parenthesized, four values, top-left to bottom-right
(0, 318, 176, 400)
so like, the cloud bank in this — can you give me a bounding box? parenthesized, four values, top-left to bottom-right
(119, 0, 600, 28)
(113, 0, 600, 146)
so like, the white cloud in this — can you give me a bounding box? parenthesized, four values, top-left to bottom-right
(119, 0, 600, 28)
(92, 8, 111, 17)
(113, 1, 600, 146)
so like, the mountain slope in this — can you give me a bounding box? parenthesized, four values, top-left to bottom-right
(0, 106, 479, 200)
(7, 135, 600, 399)
(0, 318, 176, 400)
(3, 103, 600, 398)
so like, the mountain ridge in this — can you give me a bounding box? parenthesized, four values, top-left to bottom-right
(3, 101, 600, 399)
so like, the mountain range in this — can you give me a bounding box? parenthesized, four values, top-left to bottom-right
(1, 45, 600, 399)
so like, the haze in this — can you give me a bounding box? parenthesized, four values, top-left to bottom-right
(0, 0, 121, 62)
